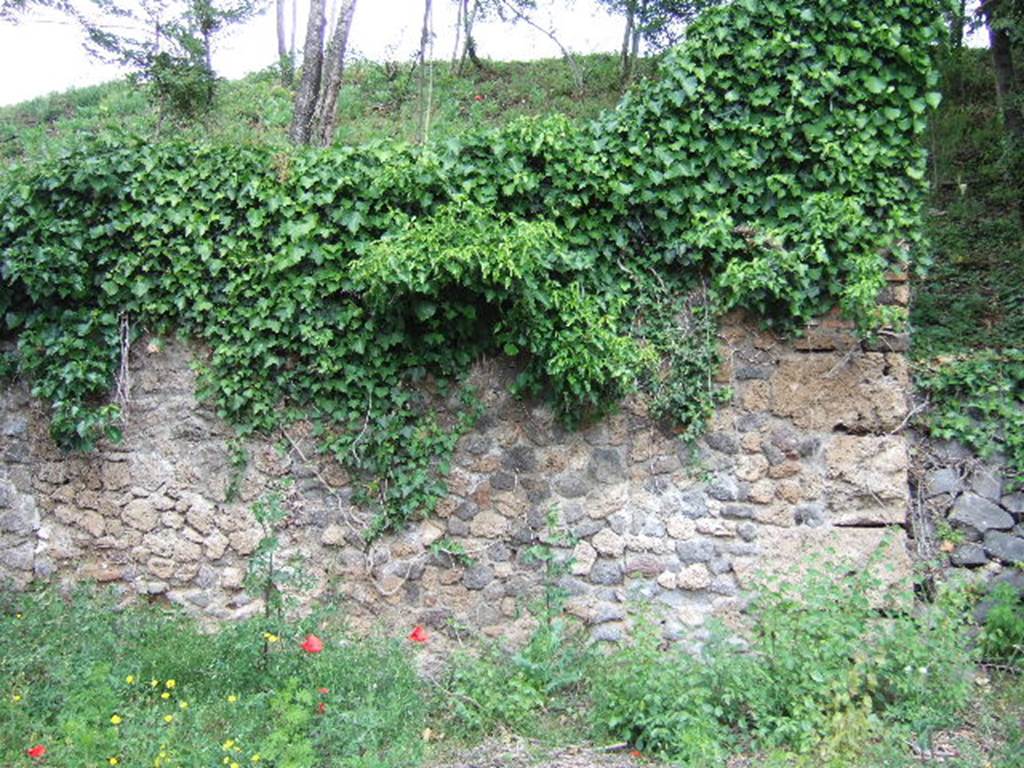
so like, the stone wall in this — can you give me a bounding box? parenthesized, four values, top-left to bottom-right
(0, 289, 916, 649)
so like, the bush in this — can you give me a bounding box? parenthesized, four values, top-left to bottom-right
(980, 582, 1024, 667)
(589, 561, 974, 764)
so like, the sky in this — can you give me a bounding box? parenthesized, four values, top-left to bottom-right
(0, 0, 991, 107)
(0, 0, 628, 106)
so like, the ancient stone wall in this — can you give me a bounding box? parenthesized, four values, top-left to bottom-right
(0, 286, 916, 649)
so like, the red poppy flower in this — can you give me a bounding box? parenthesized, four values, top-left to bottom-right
(27, 744, 47, 759)
(629, 749, 643, 759)
(317, 702, 327, 714)
(474, 94, 484, 101)
(318, 687, 329, 694)
(300, 634, 324, 653)
(409, 625, 428, 643)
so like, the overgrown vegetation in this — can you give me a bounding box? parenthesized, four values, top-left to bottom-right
(0, 0, 943, 538)
(913, 47, 1024, 486)
(6, 560, 1021, 767)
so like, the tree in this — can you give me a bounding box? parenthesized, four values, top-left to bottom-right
(598, 0, 723, 85)
(290, 0, 358, 145)
(979, 0, 1023, 220)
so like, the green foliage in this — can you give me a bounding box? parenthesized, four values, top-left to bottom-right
(916, 350, 1024, 489)
(0, 586, 424, 767)
(590, 561, 974, 763)
(1, 0, 941, 536)
(980, 583, 1024, 667)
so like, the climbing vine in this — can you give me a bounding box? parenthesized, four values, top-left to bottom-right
(0, 0, 944, 537)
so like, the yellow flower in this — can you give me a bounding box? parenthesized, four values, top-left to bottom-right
(231, 763, 240, 768)
(262, 632, 280, 643)
(163, 714, 174, 723)
(109, 758, 120, 766)
(222, 759, 230, 766)
(110, 714, 123, 725)
(165, 679, 176, 689)
(161, 692, 171, 699)
(178, 701, 189, 710)
(12, 694, 22, 703)
(15, 613, 22, 619)
(251, 756, 261, 764)
(150, 679, 160, 688)
(125, 675, 135, 685)
(227, 694, 238, 703)
(222, 740, 236, 751)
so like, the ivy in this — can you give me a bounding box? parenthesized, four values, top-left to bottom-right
(0, 0, 944, 537)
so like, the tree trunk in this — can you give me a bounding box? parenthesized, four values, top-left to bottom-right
(310, 0, 357, 146)
(417, 0, 434, 144)
(458, 0, 480, 75)
(983, 0, 1023, 223)
(986, 3, 1022, 138)
(451, 0, 464, 65)
(290, 0, 327, 144)
(620, 4, 634, 86)
(276, 0, 292, 85)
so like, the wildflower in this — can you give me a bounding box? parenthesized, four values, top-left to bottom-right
(222, 740, 236, 751)
(163, 714, 174, 723)
(179, 701, 189, 710)
(262, 632, 279, 643)
(223, 758, 230, 765)
(109, 758, 120, 766)
(125, 675, 135, 685)
(629, 749, 644, 758)
(12, 694, 22, 702)
(161, 692, 171, 700)
(251, 755, 261, 763)
(16, 613, 23, 619)
(318, 687, 329, 694)
(317, 702, 327, 714)
(165, 679, 176, 689)
(227, 694, 238, 703)
(300, 634, 324, 653)
(409, 625, 428, 643)
(231, 763, 240, 768)
(27, 745, 47, 759)
(110, 714, 123, 725)
(150, 679, 160, 688)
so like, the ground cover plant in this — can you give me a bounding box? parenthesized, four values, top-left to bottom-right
(6, 559, 1018, 768)
(0, 0, 945, 539)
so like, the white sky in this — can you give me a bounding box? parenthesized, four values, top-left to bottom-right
(0, 0, 991, 107)
(0, 0, 627, 106)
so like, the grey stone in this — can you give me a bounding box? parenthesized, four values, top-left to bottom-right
(737, 413, 769, 432)
(455, 502, 479, 521)
(971, 469, 1003, 502)
(553, 472, 590, 499)
(1, 414, 28, 437)
(0, 480, 13, 508)
(708, 476, 740, 502)
(571, 519, 604, 539)
(1, 541, 34, 571)
(1001, 492, 1024, 516)
(924, 467, 962, 498)
(737, 523, 758, 542)
(735, 365, 773, 380)
(984, 532, 1024, 564)
(33, 556, 55, 579)
(704, 432, 739, 455)
(762, 443, 786, 466)
(950, 494, 1015, 535)
(950, 543, 988, 567)
(464, 435, 492, 455)
(502, 446, 537, 474)
(624, 555, 663, 576)
(708, 556, 732, 575)
(490, 472, 516, 492)
(770, 426, 800, 454)
(447, 517, 470, 536)
(794, 503, 825, 528)
(591, 623, 624, 642)
(678, 492, 709, 518)
(0, 497, 38, 536)
(462, 564, 495, 590)
(588, 448, 626, 484)
(510, 526, 536, 545)
(930, 440, 973, 463)
(556, 576, 591, 596)
(590, 559, 624, 585)
(710, 575, 738, 596)
(722, 505, 754, 520)
(592, 602, 625, 624)
(487, 542, 512, 563)
(676, 539, 714, 563)
(522, 478, 551, 503)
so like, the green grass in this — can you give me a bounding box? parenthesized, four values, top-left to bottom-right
(0, 54, 625, 165)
